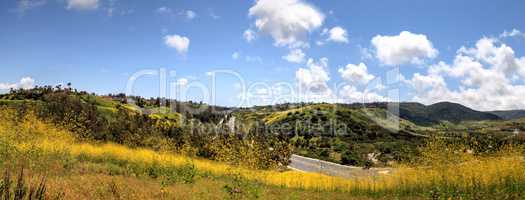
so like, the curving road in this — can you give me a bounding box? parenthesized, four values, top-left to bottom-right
(288, 154, 392, 179)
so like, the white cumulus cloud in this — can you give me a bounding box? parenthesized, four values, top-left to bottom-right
(326, 26, 348, 43)
(164, 34, 190, 54)
(500, 29, 525, 38)
(338, 63, 375, 85)
(282, 49, 305, 63)
(248, 0, 324, 48)
(66, 0, 99, 10)
(338, 85, 389, 103)
(243, 29, 256, 42)
(337, 63, 386, 103)
(0, 83, 17, 90)
(406, 36, 525, 111)
(0, 77, 35, 90)
(371, 31, 438, 66)
(295, 58, 331, 95)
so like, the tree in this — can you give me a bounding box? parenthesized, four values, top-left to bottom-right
(341, 150, 361, 166)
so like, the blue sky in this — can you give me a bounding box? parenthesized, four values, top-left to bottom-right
(1, 0, 525, 110)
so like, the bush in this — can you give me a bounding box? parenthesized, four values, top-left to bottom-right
(341, 150, 361, 166)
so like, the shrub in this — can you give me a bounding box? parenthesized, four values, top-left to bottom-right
(341, 150, 361, 165)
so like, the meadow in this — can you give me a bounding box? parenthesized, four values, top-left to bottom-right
(1, 107, 524, 199)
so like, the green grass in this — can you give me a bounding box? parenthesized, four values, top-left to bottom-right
(0, 99, 36, 106)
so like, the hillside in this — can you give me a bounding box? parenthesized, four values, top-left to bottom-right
(240, 104, 425, 166)
(335, 102, 501, 126)
(489, 110, 525, 120)
(1, 87, 524, 199)
(397, 102, 501, 126)
(1, 105, 524, 199)
(2, 87, 519, 167)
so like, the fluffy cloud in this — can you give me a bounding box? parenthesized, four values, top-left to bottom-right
(338, 63, 375, 85)
(164, 34, 190, 54)
(500, 29, 525, 38)
(243, 29, 256, 42)
(338, 85, 388, 103)
(66, 0, 99, 10)
(337, 63, 386, 103)
(19, 77, 35, 89)
(282, 49, 305, 63)
(326, 26, 349, 43)
(0, 77, 35, 90)
(293, 58, 387, 103)
(0, 83, 17, 90)
(295, 58, 331, 95)
(371, 31, 438, 66)
(404, 72, 447, 93)
(406, 36, 525, 110)
(457, 37, 525, 77)
(248, 0, 324, 48)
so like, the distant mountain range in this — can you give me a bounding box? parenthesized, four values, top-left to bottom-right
(342, 101, 524, 126)
(489, 110, 525, 120)
(397, 102, 501, 126)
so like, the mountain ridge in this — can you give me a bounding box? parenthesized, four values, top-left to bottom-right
(336, 101, 502, 126)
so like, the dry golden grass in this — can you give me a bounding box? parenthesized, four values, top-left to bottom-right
(44, 171, 379, 200)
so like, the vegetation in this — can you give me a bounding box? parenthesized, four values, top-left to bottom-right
(389, 102, 501, 126)
(0, 168, 47, 200)
(0, 86, 290, 170)
(1, 87, 525, 199)
(0, 106, 524, 199)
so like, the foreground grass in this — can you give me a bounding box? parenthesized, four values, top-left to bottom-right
(1, 107, 525, 199)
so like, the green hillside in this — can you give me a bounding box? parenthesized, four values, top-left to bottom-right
(398, 102, 501, 126)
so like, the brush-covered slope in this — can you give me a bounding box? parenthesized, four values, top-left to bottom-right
(235, 104, 423, 166)
(398, 102, 501, 126)
(261, 104, 422, 139)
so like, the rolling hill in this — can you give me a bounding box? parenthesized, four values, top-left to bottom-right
(489, 110, 525, 120)
(397, 102, 501, 126)
(336, 102, 502, 126)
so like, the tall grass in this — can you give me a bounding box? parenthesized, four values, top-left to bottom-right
(1, 107, 524, 199)
(0, 168, 47, 200)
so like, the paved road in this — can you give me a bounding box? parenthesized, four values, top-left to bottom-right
(288, 154, 392, 179)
